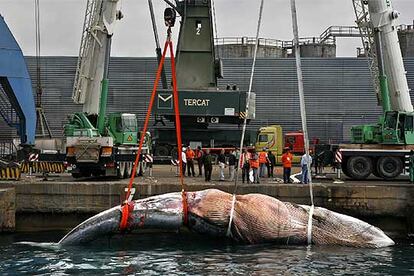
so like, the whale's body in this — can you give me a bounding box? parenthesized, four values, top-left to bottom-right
(59, 189, 394, 248)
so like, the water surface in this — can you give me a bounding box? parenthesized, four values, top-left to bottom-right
(0, 232, 413, 275)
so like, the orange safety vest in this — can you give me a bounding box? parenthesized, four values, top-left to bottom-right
(259, 152, 268, 164)
(249, 154, 259, 169)
(186, 149, 195, 160)
(281, 152, 293, 168)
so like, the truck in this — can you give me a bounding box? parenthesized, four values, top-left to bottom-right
(150, 0, 256, 159)
(335, 0, 414, 180)
(65, 0, 149, 178)
(255, 125, 319, 164)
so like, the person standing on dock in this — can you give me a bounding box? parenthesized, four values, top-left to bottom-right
(203, 149, 213, 182)
(249, 149, 260, 184)
(186, 146, 196, 177)
(300, 152, 312, 184)
(240, 149, 251, 183)
(267, 150, 276, 178)
(258, 148, 268, 178)
(181, 147, 187, 177)
(196, 146, 204, 177)
(281, 147, 293, 183)
(218, 149, 226, 181)
(228, 150, 236, 181)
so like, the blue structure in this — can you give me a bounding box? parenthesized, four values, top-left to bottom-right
(0, 15, 36, 145)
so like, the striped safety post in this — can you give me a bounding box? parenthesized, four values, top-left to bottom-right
(144, 154, 153, 177)
(335, 149, 342, 180)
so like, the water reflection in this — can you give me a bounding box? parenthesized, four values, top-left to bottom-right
(0, 232, 413, 275)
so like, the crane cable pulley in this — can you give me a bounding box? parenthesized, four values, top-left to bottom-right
(120, 25, 187, 231)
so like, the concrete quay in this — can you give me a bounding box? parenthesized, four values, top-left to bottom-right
(0, 188, 15, 232)
(1, 174, 412, 239)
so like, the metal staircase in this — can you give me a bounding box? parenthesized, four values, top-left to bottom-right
(0, 79, 21, 132)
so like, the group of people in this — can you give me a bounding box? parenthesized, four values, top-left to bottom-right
(179, 147, 238, 182)
(239, 148, 276, 184)
(178, 146, 313, 184)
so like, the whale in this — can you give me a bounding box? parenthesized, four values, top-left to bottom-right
(59, 189, 394, 248)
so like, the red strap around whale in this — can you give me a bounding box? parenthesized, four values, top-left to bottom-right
(120, 29, 188, 231)
(120, 201, 134, 231)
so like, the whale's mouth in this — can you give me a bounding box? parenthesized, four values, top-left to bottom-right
(59, 192, 185, 246)
(59, 207, 122, 246)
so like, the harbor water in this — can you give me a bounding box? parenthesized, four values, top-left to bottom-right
(0, 232, 413, 275)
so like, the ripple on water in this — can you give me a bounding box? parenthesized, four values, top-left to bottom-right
(0, 233, 413, 275)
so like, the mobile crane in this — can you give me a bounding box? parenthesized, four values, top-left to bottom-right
(338, 0, 414, 180)
(65, 0, 148, 178)
(150, 0, 256, 157)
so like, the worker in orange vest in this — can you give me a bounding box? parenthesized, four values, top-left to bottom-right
(281, 147, 293, 183)
(258, 147, 269, 178)
(186, 146, 196, 177)
(249, 149, 260, 184)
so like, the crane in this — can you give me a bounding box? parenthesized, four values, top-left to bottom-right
(339, 0, 414, 180)
(150, 0, 256, 157)
(65, 0, 147, 178)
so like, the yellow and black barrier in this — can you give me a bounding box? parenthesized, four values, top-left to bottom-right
(0, 166, 21, 180)
(20, 161, 65, 174)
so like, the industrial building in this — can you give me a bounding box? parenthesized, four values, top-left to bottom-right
(0, 56, 412, 143)
(1, 23, 413, 144)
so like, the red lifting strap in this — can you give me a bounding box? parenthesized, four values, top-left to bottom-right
(120, 31, 188, 231)
(119, 201, 134, 231)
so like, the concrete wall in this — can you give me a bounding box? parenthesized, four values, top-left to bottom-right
(399, 29, 414, 57)
(215, 44, 285, 58)
(298, 44, 336, 58)
(0, 188, 15, 232)
(8, 181, 414, 236)
(215, 43, 337, 58)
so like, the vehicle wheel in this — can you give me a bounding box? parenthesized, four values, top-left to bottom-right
(118, 162, 125, 178)
(347, 156, 372, 180)
(154, 145, 170, 157)
(376, 156, 403, 180)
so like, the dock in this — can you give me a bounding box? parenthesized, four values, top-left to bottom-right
(1, 165, 413, 238)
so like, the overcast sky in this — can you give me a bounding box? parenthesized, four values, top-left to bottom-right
(0, 0, 413, 57)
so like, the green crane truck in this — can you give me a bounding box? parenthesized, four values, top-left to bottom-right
(338, 0, 414, 180)
(65, 0, 149, 178)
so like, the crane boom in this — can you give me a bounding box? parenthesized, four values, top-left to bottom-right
(367, 0, 413, 112)
(72, 0, 121, 115)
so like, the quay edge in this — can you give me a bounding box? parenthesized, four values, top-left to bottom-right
(3, 181, 414, 239)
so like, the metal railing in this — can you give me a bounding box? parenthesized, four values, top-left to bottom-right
(214, 37, 286, 47)
(0, 140, 18, 163)
(397, 24, 414, 32)
(319, 26, 361, 43)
